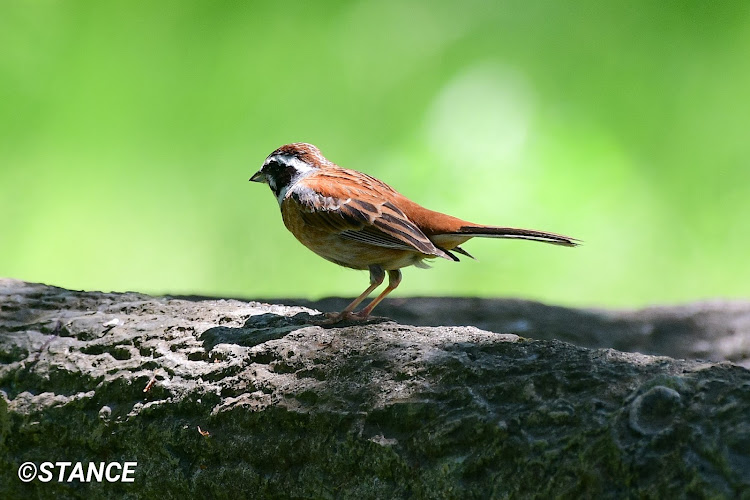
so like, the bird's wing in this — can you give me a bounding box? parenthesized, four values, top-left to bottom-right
(289, 169, 452, 259)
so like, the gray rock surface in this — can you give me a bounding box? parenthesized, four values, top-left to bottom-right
(1, 278, 749, 498)
(270, 297, 750, 367)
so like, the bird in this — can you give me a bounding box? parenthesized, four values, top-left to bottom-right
(250, 143, 578, 321)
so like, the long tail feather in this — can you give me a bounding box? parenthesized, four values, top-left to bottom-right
(456, 226, 579, 247)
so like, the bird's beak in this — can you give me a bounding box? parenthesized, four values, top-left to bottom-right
(249, 170, 266, 183)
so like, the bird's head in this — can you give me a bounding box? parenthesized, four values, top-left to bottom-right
(250, 143, 327, 203)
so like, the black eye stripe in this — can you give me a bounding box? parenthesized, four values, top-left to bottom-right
(263, 158, 307, 198)
(264, 159, 284, 174)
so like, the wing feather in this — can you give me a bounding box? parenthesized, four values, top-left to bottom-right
(289, 169, 451, 259)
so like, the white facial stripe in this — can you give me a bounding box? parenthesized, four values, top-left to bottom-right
(265, 154, 313, 171)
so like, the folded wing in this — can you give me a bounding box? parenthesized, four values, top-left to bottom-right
(291, 170, 455, 260)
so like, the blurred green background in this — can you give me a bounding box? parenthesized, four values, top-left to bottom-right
(1, 1, 749, 307)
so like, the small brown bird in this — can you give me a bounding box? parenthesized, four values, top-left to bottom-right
(250, 143, 578, 321)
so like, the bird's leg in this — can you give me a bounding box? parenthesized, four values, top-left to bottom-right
(352, 269, 402, 319)
(322, 266, 385, 322)
(341, 265, 386, 315)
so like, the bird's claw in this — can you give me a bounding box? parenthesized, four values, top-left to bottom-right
(310, 310, 372, 325)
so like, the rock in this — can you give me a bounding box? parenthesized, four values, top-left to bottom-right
(1, 278, 749, 498)
(270, 297, 750, 367)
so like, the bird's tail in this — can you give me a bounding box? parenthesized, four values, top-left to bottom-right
(455, 226, 580, 247)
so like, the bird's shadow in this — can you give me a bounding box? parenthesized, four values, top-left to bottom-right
(200, 311, 390, 350)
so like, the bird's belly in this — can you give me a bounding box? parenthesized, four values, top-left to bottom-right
(281, 209, 424, 270)
(307, 236, 420, 270)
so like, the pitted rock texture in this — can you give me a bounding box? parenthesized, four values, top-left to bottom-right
(1, 278, 749, 498)
(274, 297, 750, 367)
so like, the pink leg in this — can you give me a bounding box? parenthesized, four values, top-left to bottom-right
(318, 266, 385, 323)
(341, 266, 385, 314)
(353, 269, 402, 319)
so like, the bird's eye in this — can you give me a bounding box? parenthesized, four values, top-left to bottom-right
(264, 160, 283, 175)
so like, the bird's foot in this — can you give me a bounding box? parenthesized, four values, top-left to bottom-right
(310, 310, 383, 325)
